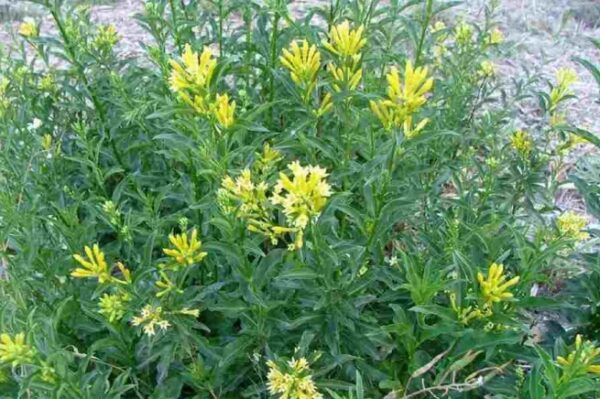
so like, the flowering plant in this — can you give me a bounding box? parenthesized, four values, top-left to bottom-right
(0, 0, 598, 398)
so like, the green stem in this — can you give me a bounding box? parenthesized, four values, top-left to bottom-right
(218, 0, 224, 58)
(49, 7, 125, 169)
(268, 10, 281, 124)
(169, 0, 182, 53)
(414, 0, 434, 66)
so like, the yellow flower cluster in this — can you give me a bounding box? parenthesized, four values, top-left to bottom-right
(271, 161, 332, 230)
(169, 44, 236, 128)
(93, 24, 119, 51)
(219, 161, 332, 250)
(449, 292, 492, 325)
(132, 305, 171, 336)
(557, 335, 600, 376)
(72, 245, 131, 285)
(477, 263, 520, 304)
(99, 292, 130, 322)
(557, 211, 589, 242)
(267, 357, 322, 399)
(72, 245, 133, 324)
(280, 40, 321, 102)
(479, 61, 496, 78)
(370, 61, 433, 138)
(549, 68, 577, 112)
(0, 333, 36, 367)
(0, 77, 11, 117)
(510, 130, 533, 156)
(163, 229, 208, 269)
(486, 28, 504, 45)
(323, 20, 366, 93)
(454, 21, 473, 45)
(18, 18, 38, 39)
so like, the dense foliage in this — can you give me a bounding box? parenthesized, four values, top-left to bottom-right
(0, 0, 599, 398)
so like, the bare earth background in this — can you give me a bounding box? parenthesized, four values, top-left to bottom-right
(1, 0, 599, 216)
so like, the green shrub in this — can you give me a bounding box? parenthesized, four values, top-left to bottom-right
(0, 0, 599, 398)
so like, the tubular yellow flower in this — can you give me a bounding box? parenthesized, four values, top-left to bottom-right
(99, 292, 130, 323)
(479, 61, 496, 78)
(477, 263, 520, 304)
(280, 40, 321, 101)
(131, 305, 170, 336)
(163, 228, 207, 268)
(169, 44, 216, 93)
(314, 92, 333, 117)
(557, 335, 600, 376)
(42, 134, 53, 151)
(271, 161, 332, 230)
(211, 93, 236, 128)
(388, 61, 434, 114)
(18, 18, 38, 38)
(94, 24, 119, 51)
(369, 99, 396, 131)
(454, 21, 473, 45)
(510, 130, 533, 155)
(371, 61, 433, 131)
(432, 20, 446, 33)
(557, 211, 589, 242)
(322, 20, 366, 58)
(328, 62, 362, 92)
(487, 28, 504, 45)
(72, 244, 111, 283)
(155, 270, 183, 297)
(267, 357, 323, 399)
(403, 116, 429, 139)
(550, 68, 577, 110)
(0, 333, 36, 367)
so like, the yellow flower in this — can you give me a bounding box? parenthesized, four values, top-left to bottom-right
(40, 361, 56, 384)
(155, 270, 183, 297)
(479, 61, 496, 78)
(169, 44, 216, 94)
(177, 308, 200, 317)
(72, 244, 111, 283)
(487, 28, 504, 45)
(18, 18, 38, 39)
(369, 99, 396, 131)
(267, 357, 323, 399)
(322, 20, 366, 58)
(163, 228, 207, 267)
(94, 24, 119, 50)
(477, 263, 520, 304)
(314, 92, 333, 117)
(0, 333, 36, 367)
(99, 293, 130, 322)
(449, 292, 492, 325)
(131, 305, 170, 336)
(403, 116, 429, 139)
(510, 130, 533, 155)
(271, 161, 332, 230)
(39, 74, 56, 92)
(550, 68, 577, 111)
(211, 93, 236, 128)
(328, 62, 362, 92)
(370, 61, 433, 131)
(557, 211, 589, 242)
(280, 40, 321, 101)
(557, 335, 600, 375)
(389, 61, 434, 114)
(42, 134, 53, 151)
(454, 21, 473, 45)
(432, 21, 446, 33)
